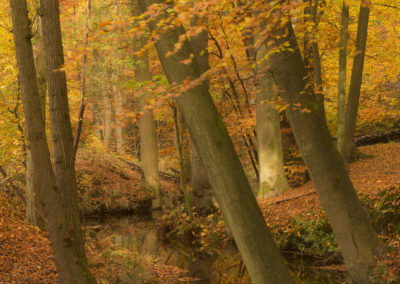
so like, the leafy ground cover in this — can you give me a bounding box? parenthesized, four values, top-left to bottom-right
(0, 142, 399, 283)
(75, 141, 179, 215)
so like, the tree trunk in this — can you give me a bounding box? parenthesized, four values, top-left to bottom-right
(92, 97, 102, 139)
(188, 17, 214, 215)
(190, 146, 213, 215)
(40, 0, 96, 281)
(138, 1, 295, 283)
(113, 4, 124, 154)
(132, 0, 161, 209)
(140, 107, 161, 208)
(173, 106, 193, 218)
(114, 67, 124, 153)
(304, 0, 326, 119)
(11, 0, 96, 282)
(337, 0, 350, 160)
(343, 0, 370, 161)
(103, 88, 113, 148)
(255, 34, 289, 197)
(26, 15, 47, 230)
(74, 0, 91, 156)
(267, 15, 384, 283)
(310, 0, 325, 116)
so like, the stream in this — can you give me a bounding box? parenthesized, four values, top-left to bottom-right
(85, 213, 347, 283)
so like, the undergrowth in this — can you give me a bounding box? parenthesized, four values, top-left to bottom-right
(277, 213, 339, 259)
(360, 186, 400, 235)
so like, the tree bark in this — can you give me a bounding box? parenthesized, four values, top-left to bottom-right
(337, 0, 350, 160)
(26, 14, 47, 230)
(113, 4, 124, 154)
(188, 17, 213, 215)
(304, 0, 326, 119)
(267, 15, 383, 283)
(343, 0, 370, 161)
(255, 34, 289, 197)
(103, 87, 113, 148)
(138, 1, 295, 283)
(114, 67, 124, 153)
(40, 0, 96, 281)
(11, 0, 96, 282)
(73, 0, 91, 156)
(92, 96, 102, 139)
(132, 0, 161, 209)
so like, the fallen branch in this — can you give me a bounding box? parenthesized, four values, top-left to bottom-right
(355, 128, 400, 146)
(271, 190, 316, 204)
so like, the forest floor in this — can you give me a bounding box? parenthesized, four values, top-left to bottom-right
(0, 142, 399, 283)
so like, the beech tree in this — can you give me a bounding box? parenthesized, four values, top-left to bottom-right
(10, 0, 96, 282)
(266, 9, 384, 282)
(337, 0, 350, 160)
(26, 15, 46, 229)
(138, 0, 295, 283)
(132, 0, 162, 209)
(342, 0, 371, 161)
(188, 16, 214, 215)
(337, 0, 370, 162)
(255, 37, 289, 197)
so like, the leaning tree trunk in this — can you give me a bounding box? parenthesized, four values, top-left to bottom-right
(267, 15, 384, 283)
(343, 0, 370, 161)
(26, 15, 47, 230)
(188, 16, 213, 215)
(255, 35, 289, 197)
(337, 0, 350, 160)
(11, 0, 96, 283)
(138, 1, 295, 283)
(131, 0, 161, 209)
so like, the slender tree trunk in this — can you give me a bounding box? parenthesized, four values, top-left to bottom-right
(103, 89, 113, 148)
(26, 14, 47, 229)
(337, 0, 350, 160)
(343, 0, 370, 161)
(310, 0, 325, 116)
(91, 48, 102, 140)
(304, 0, 326, 119)
(188, 20, 213, 214)
(11, 0, 96, 282)
(173, 106, 193, 218)
(255, 32, 289, 197)
(139, 106, 161, 209)
(74, 0, 91, 156)
(113, 3, 124, 154)
(132, 0, 161, 209)
(178, 111, 191, 183)
(114, 67, 124, 153)
(92, 94, 102, 139)
(267, 15, 384, 283)
(138, 1, 295, 283)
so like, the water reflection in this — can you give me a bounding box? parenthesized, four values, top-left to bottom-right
(85, 213, 213, 283)
(86, 213, 346, 283)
